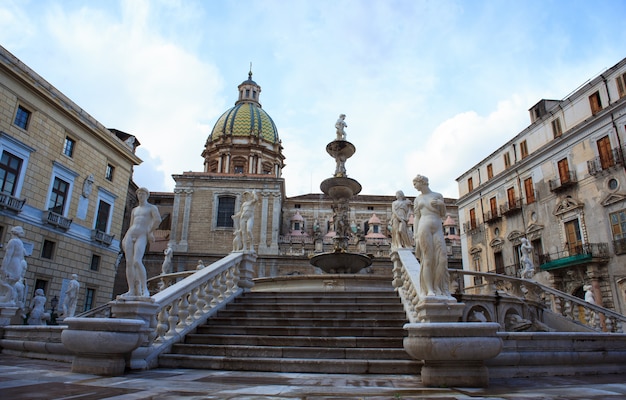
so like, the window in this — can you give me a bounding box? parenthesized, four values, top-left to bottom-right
(294, 204, 301, 209)
(504, 152, 511, 169)
(507, 187, 516, 208)
(468, 177, 474, 192)
(469, 208, 477, 229)
(557, 158, 571, 184)
(41, 239, 55, 259)
(367, 206, 374, 211)
(564, 219, 583, 252)
(48, 177, 69, 214)
(84, 288, 95, 311)
(34, 279, 48, 295)
(486, 164, 493, 179)
(524, 177, 535, 204)
(610, 210, 626, 240)
(90, 254, 101, 271)
(597, 135, 615, 170)
(589, 91, 602, 115)
(234, 165, 244, 174)
(216, 196, 236, 227)
(616, 73, 626, 99)
(13, 105, 31, 130)
(95, 200, 111, 232)
(489, 197, 498, 216)
(520, 140, 529, 159)
(63, 136, 76, 157)
(105, 164, 115, 181)
(552, 118, 563, 138)
(0, 151, 23, 195)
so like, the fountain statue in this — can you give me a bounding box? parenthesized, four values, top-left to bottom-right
(309, 115, 372, 273)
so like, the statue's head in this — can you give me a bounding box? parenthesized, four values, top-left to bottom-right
(10, 226, 24, 237)
(35, 288, 44, 296)
(412, 174, 429, 187)
(136, 187, 150, 197)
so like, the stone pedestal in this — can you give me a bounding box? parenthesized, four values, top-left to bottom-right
(416, 296, 465, 323)
(111, 297, 159, 346)
(61, 317, 145, 376)
(0, 306, 19, 326)
(404, 322, 502, 387)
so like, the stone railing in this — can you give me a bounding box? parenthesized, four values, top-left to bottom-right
(391, 249, 624, 332)
(128, 251, 255, 369)
(452, 270, 624, 333)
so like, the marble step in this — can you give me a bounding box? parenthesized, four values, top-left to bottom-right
(206, 316, 406, 327)
(195, 325, 406, 337)
(184, 333, 404, 348)
(217, 309, 407, 320)
(169, 343, 412, 360)
(224, 302, 402, 311)
(158, 354, 421, 374)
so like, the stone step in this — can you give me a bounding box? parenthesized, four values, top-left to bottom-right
(184, 333, 404, 348)
(195, 325, 406, 337)
(206, 316, 406, 327)
(170, 343, 412, 360)
(236, 293, 401, 304)
(225, 302, 402, 311)
(217, 309, 407, 320)
(158, 354, 421, 374)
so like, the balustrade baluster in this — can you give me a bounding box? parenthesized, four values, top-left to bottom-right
(177, 295, 190, 332)
(155, 305, 170, 342)
(188, 287, 199, 322)
(167, 300, 179, 338)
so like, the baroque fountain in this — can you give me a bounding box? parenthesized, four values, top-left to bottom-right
(309, 114, 373, 274)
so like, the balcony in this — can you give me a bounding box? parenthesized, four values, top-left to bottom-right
(587, 147, 624, 176)
(539, 243, 609, 271)
(614, 238, 626, 255)
(462, 221, 482, 235)
(91, 229, 115, 246)
(500, 198, 522, 216)
(483, 209, 501, 224)
(0, 192, 25, 212)
(42, 210, 72, 230)
(549, 171, 577, 192)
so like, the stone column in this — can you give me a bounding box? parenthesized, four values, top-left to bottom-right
(258, 192, 269, 254)
(269, 192, 281, 253)
(179, 189, 193, 252)
(170, 189, 183, 249)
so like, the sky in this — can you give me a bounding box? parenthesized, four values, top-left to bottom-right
(1, 0, 625, 199)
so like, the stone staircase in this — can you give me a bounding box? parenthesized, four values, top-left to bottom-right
(158, 289, 421, 374)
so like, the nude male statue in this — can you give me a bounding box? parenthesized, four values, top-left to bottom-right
(121, 187, 161, 298)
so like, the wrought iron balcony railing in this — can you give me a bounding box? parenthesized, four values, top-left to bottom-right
(500, 198, 522, 215)
(587, 147, 624, 176)
(539, 242, 609, 270)
(549, 171, 577, 192)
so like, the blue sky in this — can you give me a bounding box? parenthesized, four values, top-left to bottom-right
(1, 0, 625, 198)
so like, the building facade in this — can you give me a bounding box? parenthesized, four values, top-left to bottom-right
(0, 46, 141, 316)
(456, 57, 626, 314)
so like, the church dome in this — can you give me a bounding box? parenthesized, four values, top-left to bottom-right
(208, 71, 279, 144)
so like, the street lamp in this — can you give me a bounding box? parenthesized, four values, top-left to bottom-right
(49, 295, 58, 325)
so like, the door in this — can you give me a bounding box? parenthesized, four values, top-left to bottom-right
(564, 219, 583, 254)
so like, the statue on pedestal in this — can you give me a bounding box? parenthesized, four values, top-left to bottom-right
(161, 245, 173, 275)
(27, 288, 49, 325)
(520, 238, 534, 279)
(121, 187, 162, 298)
(391, 190, 413, 249)
(335, 114, 347, 140)
(0, 226, 26, 304)
(63, 274, 80, 318)
(232, 191, 258, 252)
(412, 175, 449, 297)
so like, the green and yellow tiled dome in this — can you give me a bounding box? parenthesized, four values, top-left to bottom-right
(209, 103, 279, 143)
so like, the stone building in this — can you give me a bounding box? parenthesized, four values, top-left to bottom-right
(138, 72, 461, 288)
(0, 46, 141, 314)
(456, 56, 626, 314)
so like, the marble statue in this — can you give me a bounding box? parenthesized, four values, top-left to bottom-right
(232, 191, 258, 252)
(196, 260, 205, 270)
(412, 175, 449, 297)
(334, 153, 347, 177)
(121, 187, 162, 298)
(391, 190, 413, 249)
(520, 238, 534, 279)
(27, 288, 49, 325)
(335, 114, 347, 140)
(161, 245, 173, 275)
(63, 274, 80, 318)
(584, 284, 596, 305)
(0, 226, 26, 304)
(81, 174, 94, 198)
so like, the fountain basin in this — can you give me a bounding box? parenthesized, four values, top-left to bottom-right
(320, 177, 362, 200)
(310, 252, 372, 274)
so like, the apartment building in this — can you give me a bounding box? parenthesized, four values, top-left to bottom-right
(456, 57, 626, 314)
(0, 46, 141, 315)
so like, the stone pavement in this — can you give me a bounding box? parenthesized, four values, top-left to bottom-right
(1, 355, 626, 399)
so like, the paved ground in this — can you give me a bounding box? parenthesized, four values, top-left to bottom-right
(1, 355, 626, 399)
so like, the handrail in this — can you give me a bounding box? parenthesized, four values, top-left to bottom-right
(391, 248, 624, 332)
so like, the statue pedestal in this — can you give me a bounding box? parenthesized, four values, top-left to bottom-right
(0, 306, 19, 326)
(111, 297, 159, 346)
(61, 318, 145, 376)
(405, 299, 502, 388)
